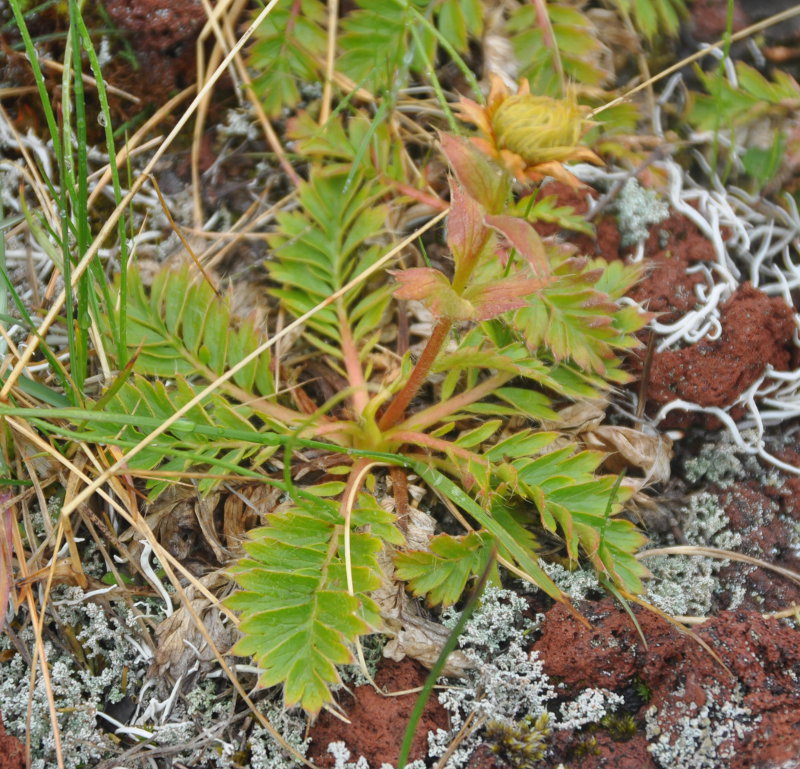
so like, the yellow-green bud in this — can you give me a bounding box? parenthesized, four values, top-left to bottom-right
(491, 94, 583, 166)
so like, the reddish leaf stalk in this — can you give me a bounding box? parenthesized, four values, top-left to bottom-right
(389, 430, 489, 466)
(390, 372, 513, 434)
(378, 317, 452, 430)
(338, 307, 369, 417)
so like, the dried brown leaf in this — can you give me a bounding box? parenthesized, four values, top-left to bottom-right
(582, 425, 673, 486)
(152, 570, 236, 682)
(382, 616, 472, 677)
(222, 484, 281, 555)
(540, 398, 608, 432)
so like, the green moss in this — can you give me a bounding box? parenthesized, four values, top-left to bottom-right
(600, 712, 638, 741)
(633, 676, 652, 703)
(571, 736, 601, 758)
(485, 712, 552, 768)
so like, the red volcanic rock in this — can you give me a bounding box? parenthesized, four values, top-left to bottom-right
(0, 715, 24, 769)
(307, 657, 449, 768)
(643, 282, 795, 412)
(105, 0, 205, 51)
(533, 599, 800, 768)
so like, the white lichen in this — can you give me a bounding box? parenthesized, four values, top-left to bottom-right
(558, 688, 625, 730)
(683, 437, 753, 487)
(683, 492, 742, 551)
(645, 684, 759, 769)
(0, 586, 241, 769)
(540, 561, 601, 602)
(615, 178, 670, 247)
(645, 482, 751, 615)
(247, 707, 310, 769)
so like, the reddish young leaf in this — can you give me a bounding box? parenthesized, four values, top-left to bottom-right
(448, 180, 493, 289)
(464, 275, 548, 321)
(485, 214, 550, 280)
(439, 132, 509, 214)
(391, 268, 473, 320)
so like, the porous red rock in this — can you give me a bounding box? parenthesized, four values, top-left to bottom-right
(532, 599, 800, 769)
(712, 480, 800, 613)
(104, 0, 205, 51)
(306, 657, 450, 768)
(0, 715, 25, 769)
(103, 0, 204, 98)
(643, 282, 796, 412)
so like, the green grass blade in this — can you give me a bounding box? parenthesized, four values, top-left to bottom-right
(397, 547, 495, 769)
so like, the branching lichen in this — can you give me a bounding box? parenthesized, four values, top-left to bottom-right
(615, 178, 670, 247)
(645, 684, 759, 769)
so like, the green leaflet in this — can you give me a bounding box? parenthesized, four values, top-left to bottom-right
(107, 264, 274, 397)
(511, 193, 595, 237)
(266, 171, 393, 357)
(92, 264, 281, 496)
(617, 0, 686, 41)
(247, 0, 483, 115)
(103, 374, 278, 498)
(433, 323, 608, 408)
(404, 459, 568, 604)
(247, 0, 328, 118)
(286, 111, 400, 179)
(512, 449, 650, 592)
(690, 60, 800, 132)
(339, 0, 481, 94)
(394, 530, 493, 606)
(508, 4, 608, 95)
(225, 496, 392, 713)
(511, 256, 648, 380)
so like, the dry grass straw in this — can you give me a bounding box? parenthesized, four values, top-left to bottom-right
(0, 0, 283, 401)
(320, 0, 341, 125)
(191, 0, 300, 229)
(6, 414, 320, 764)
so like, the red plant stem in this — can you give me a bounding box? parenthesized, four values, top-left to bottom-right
(388, 465, 409, 531)
(378, 317, 452, 431)
(338, 307, 369, 417)
(390, 372, 513, 434)
(389, 430, 490, 466)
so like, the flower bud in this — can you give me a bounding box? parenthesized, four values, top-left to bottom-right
(491, 93, 583, 166)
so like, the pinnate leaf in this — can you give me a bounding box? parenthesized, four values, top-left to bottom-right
(227, 498, 386, 712)
(511, 449, 650, 593)
(111, 264, 274, 397)
(267, 171, 392, 354)
(248, 0, 327, 117)
(512, 256, 647, 377)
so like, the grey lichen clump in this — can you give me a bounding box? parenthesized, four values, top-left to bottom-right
(645, 492, 743, 615)
(645, 683, 759, 769)
(248, 709, 311, 769)
(0, 587, 150, 769)
(615, 178, 670, 247)
(0, 586, 245, 769)
(428, 587, 624, 768)
(683, 437, 751, 487)
(540, 561, 601, 602)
